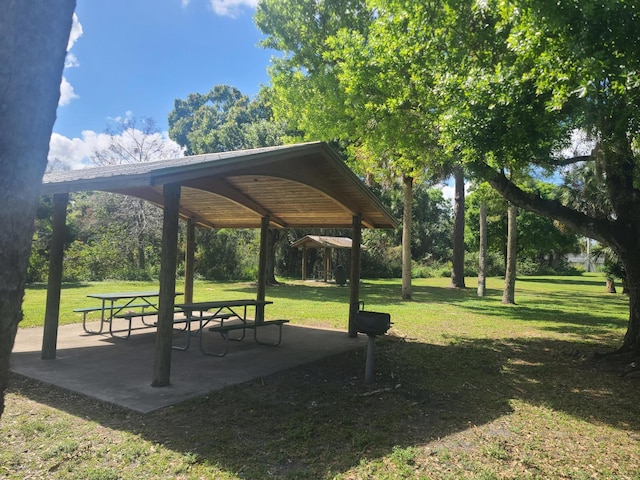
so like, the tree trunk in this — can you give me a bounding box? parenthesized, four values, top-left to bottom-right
(477, 200, 487, 297)
(402, 175, 413, 300)
(0, 0, 75, 418)
(615, 247, 640, 355)
(266, 229, 279, 285)
(450, 167, 466, 288)
(136, 199, 146, 271)
(502, 204, 517, 304)
(606, 278, 617, 294)
(471, 143, 640, 356)
(137, 234, 146, 271)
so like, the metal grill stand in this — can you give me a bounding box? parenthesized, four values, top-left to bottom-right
(364, 334, 377, 384)
(355, 302, 391, 384)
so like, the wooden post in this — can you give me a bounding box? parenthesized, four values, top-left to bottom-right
(301, 246, 307, 280)
(152, 183, 180, 387)
(256, 216, 269, 323)
(41, 192, 68, 360)
(184, 218, 196, 303)
(323, 247, 330, 282)
(349, 214, 362, 337)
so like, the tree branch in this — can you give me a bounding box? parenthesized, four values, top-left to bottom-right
(470, 160, 618, 246)
(550, 155, 592, 167)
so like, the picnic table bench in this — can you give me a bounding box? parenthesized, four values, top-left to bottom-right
(207, 319, 289, 357)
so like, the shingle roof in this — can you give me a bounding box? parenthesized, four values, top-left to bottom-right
(41, 142, 397, 229)
(291, 235, 355, 249)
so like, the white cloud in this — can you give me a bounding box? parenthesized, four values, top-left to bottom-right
(48, 129, 184, 171)
(441, 184, 455, 204)
(209, 0, 258, 17)
(59, 77, 79, 106)
(559, 129, 596, 159)
(59, 13, 83, 107)
(437, 181, 472, 207)
(67, 13, 83, 50)
(65, 52, 79, 69)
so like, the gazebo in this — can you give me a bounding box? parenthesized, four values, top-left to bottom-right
(38, 142, 397, 387)
(291, 235, 355, 282)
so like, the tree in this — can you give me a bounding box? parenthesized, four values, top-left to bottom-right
(89, 117, 183, 275)
(430, 0, 640, 355)
(502, 204, 517, 304)
(168, 85, 288, 155)
(466, 183, 581, 275)
(477, 199, 487, 297)
(450, 167, 466, 288)
(168, 85, 290, 284)
(256, 0, 454, 300)
(0, 0, 75, 418)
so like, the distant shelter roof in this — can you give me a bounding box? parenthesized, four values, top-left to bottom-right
(40, 142, 397, 230)
(291, 235, 355, 249)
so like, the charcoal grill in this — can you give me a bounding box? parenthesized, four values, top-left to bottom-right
(355, 301, 392, 384)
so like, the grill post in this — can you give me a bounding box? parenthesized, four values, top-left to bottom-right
(364, 334, 376, 384)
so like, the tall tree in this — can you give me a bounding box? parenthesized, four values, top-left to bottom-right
(430, 0, 640, 355)
(450, 167, 466, 288)
(477, 199, 487, 297)
(502, 204, 517, 304)
(256, 0, 451, 299)
(168, 85, 289, 284)
(0, 0, 75, 418)
(90, 117, 183, 273)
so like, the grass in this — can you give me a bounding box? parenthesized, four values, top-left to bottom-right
(4, 273, 639, 479)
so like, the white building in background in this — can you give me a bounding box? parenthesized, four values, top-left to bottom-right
(566, 238, 603, 272)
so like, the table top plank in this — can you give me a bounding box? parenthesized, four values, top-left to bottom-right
(87, 291, 183, 301)
(175, 299, 273, 311)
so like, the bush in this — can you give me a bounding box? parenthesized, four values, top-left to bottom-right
(464, 250, 504, 278)
(361, 245, 402, 278)
(411, 261, 450, 278)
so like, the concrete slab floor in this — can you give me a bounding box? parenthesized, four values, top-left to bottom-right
(11, 321, 365, 413)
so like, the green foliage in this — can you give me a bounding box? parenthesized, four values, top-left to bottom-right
(464, 250, 504, 278)
(195, 229, 259, 281)
(168, 85, 290, 155)
(373, 182, 453, 263)
(256, 0, 449, 182)
(465, 184, 581, 274)
(27, 196, 55, 282)
(361, 241, 402, 279)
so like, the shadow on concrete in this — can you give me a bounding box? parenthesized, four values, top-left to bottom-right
(11, 320, 365, 413)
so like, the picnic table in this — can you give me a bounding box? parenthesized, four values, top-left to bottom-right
(75, 291, 182, 339)
(174, 299, 288, 356)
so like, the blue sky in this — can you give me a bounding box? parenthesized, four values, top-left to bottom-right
(50, 0, 272, 169)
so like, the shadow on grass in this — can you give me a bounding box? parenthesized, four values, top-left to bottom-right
(516, 276, 606, 287)
(225, 280, 498, 309)
(10, 333, 638, 479)
(25, 281, 92, 291)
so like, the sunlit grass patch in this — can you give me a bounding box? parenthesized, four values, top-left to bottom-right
(7, 274, 639, 479)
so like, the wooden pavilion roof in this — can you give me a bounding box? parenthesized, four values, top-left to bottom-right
(40, 142, 398, 230)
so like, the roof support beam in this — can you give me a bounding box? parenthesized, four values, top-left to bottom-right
(152, 182, 181, 388)
(186, 178, 288, 228)
(349, 214, 362, 338)
(184, 218, 196, 304)
(248, 162, 379, 228)
(256, 215, 269, 324)
(42, 192, 68, 360)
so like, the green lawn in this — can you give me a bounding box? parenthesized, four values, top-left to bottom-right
(5, 274, 639, 479)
